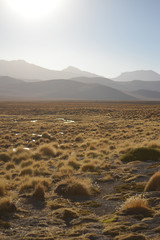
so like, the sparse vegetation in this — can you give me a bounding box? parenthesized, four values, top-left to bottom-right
(0, 101, 160, 239)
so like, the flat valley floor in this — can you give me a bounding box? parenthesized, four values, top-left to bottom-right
(0, 101, 160, 240)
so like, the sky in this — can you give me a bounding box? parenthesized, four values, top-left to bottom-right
(0, 0, 160, 78)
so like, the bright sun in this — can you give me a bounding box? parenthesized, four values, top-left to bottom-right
(6, 0, 65, 21)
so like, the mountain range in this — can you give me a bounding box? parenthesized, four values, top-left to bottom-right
(0, 60, 160, 101)
(0, 60, 99, 80)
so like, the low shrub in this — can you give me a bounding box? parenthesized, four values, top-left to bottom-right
(121, 147, 160, 162)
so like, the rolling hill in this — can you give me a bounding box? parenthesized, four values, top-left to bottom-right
(0, 76, 137, 101)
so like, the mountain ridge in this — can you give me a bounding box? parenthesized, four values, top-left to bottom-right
(0, 60, 100, 80)
(113, 70, 160, 81)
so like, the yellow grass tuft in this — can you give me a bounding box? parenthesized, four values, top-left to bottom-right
(121, 195, 153, 217)
(38, 144, 57, 157)
(55, 176, 92, 198)
(145, 171, 160, 191)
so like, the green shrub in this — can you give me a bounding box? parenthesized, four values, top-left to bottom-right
(121, 147, 160, 162)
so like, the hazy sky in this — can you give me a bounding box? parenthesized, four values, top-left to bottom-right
(0, 0, 160, 78)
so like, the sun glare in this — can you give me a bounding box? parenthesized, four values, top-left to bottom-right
(6, 0, 65, 22)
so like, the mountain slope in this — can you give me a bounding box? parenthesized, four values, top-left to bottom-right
(131, 89, 160, 99)
(0, 76, 137, 101)
(0, 60, 100, 80)
(113, 70, 160, 81)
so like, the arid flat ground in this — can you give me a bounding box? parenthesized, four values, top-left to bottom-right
(0, 101, 160, 240)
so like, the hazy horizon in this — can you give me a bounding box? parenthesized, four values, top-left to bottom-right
(0, 0, 160, 78)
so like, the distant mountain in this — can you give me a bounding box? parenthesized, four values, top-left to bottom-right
(0, 60, 100, 81)
(113, 70, 160, 81)
(131, 89, 160, 99)
(0, 76, 137, 101)
(62, 66, 99, 78)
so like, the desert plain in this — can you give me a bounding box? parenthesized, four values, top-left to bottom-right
(0, 101, 160, 240)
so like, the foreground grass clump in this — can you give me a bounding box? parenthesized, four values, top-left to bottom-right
(0, 198, 16, 217)
(55, 176, 92, 198)
(121, 147, 160, 162)
(38, 144, 57, 157)
(120, 195, 153, 217)
(32, 184, 45, 201)
(145, 171, 160, 191)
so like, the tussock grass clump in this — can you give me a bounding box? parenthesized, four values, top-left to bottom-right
(121, 147, 160, 162)
(145, 171, 160, 191)
(42, 132, 51, 139)
(61, 208, 79, 220)
(5, 162, 15, 170)
(0, 198, 16, 217)
(32, 184, 45, 201)
(20, 177, 51, 193)
(55, 176, 92, 198)
(0, 152, 11, 162)
(20, 167, 33, 176)
(75, 134, 84, 142)
(20, 159, 34, 168)
(38, 144, 57, 157)
(120, 195, 154, 217)
(12, 152, 30, 164)
(59, 166, 73, 176)
(81, 163, 99, 172)
(86, 151, 99, 159)
(67, 159, 81, 170)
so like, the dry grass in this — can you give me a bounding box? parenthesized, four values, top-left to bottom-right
(0, 102, 160, 238)
(145, 171, 160, 191)
(38, 144, 57, 157)
(5, 162, 15, 170)
(19, 177, 51, 193)
(0, 197, 16, 217)
(120, 195, 154, 217)
(55, 176, 92, 198)
(81, 162, 99, 172)
(32, 184, 45, 201)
